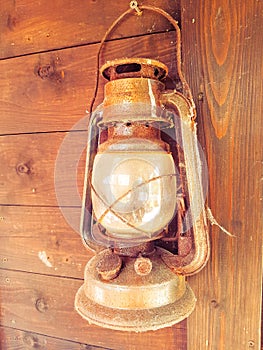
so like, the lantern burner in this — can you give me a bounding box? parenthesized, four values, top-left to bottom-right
(75, 247, 196, 332)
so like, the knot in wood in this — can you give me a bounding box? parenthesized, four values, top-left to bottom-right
(23, 333, 39, 347)
(134, 257, 152, 276)
(210, 299, 219, 309)
(197, 92, 204, 101)
(37, 64, 54, 79)
(37, 64, 55, 79)
(35, 298, 48, 313)
(16, 162, 31, 175)
(80, 344, 93, 350)
(36, 63, 64, 83)
(248, 340, 255, 348)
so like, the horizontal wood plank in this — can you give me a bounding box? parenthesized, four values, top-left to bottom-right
(0, 0, 179, 59)
(0, 32, 179, 134)
(0, 205, 93, 279)
(0, 269, 187, 350)
(0, 31, 178, 135)
(0, 32, 182, 207)
(0, 325, 111, 350)
(0, 131, 86, 206)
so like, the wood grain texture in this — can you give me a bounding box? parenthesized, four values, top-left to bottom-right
(0, 31, 177, 135)
(0, 269, 187, 350)
(181, 0, 263, 349)
(0, 326, 112, 350)
(0, 131, 85, 206)
(0, 10, 189, 346)
(0, 1, 189, 349)
(0, 206, 92, 279)
(0, 32, 180, 207)
(0, 0, 179, 59)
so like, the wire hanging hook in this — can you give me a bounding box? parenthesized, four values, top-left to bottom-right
(130, 1, 143, 16)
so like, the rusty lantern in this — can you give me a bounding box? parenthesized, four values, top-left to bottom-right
(74, 57, 210, 332)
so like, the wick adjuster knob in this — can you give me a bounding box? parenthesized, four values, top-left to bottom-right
(134, 257, 153, 276)
(96, 251, 122, 280)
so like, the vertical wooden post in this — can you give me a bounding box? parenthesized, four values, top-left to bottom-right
(181, 0, 263, 349)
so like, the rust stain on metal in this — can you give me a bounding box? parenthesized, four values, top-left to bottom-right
(96, 250, 122, 280)
(134, 257, 152, 276)
(114, 242, 155, 257)
(76, 57, 210, 331)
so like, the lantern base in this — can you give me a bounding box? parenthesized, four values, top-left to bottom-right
(75, 248, 196, 332)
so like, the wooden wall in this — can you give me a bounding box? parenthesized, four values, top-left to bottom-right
(0, 1, 262, 349)
(182, 1, 263, 349)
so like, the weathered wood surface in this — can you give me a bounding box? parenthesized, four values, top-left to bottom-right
(181, 0, 263, 349)
(0, 206, 92, 279)
(0, 131, 86, 206)
(0, 269, 187, 350)
(0, 326, 112, 350)
(1, 0, 262, 348)
(0, 31, 177, 135)
(0, 0, 179, 59)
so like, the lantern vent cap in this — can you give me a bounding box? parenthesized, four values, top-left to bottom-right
(101, 58, 168, 81)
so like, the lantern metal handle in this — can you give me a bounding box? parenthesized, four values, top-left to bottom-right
(160, 91, 210, 275)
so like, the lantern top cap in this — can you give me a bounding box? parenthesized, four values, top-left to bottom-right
(100, 58, 168, 81)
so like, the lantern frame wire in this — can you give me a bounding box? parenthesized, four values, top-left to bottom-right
(81, 2, 205, 256)
(80, 0, 212, 274)
(90, 172, 178, 235)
